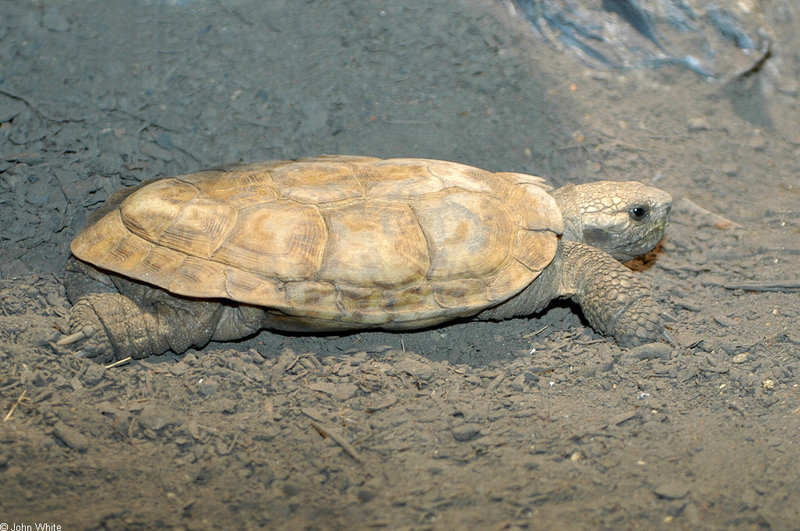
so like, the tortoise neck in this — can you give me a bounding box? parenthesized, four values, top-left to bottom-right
(551, 184, 583, 243)
(475, 248, 562, 321)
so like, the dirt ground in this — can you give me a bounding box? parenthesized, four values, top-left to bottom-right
(2, 0, 800, 529)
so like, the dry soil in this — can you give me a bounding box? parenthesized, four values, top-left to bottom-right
(1, 1, 800, 529)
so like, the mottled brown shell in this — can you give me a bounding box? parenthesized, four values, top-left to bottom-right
(71, 155, 563, 328)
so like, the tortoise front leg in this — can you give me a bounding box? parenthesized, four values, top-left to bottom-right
(58, 288, 225, 363)
(556, 240, 666, 346)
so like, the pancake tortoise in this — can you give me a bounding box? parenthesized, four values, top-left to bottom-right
(58, 155, 672, 362)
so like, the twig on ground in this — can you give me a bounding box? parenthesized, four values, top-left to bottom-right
(105, 357, 132, 369)
(306, 415, 363, 464)
(522, 326, 548, 339)
(722, 281, 800, 293)
(4, 390, 27, 422)
(679, 197, 743, 230)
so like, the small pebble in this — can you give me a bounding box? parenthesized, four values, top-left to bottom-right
(687, 117, 710, 132)
(720, 162, 739, 176)
(397, 358, 434, 381)
(197, 377, 219, 397)
(732, 353, 749, 364)
(282, 483, 301, 497)
(748, 136, 767, 151)
(53, 421, 89, 451)
(654, 482, 689, 499)
(79, 364, 105, 386)
(714, 315, 736, 327)
(628, 342, 672, 360)
(607, 410, 638, 426)
(357, 488, 377, 502)
(138, 403, 178, 431)
(307, 381, 358, 401)
(452, 423, 482, 442)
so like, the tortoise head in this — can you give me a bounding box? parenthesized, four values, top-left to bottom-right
(552, 180, 672, 262)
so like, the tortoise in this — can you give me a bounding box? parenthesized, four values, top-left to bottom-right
(57, 155, 672, 362)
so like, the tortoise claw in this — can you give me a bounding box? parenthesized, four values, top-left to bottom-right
(56, 326, 96, 347)
(56, 297, 116, 363)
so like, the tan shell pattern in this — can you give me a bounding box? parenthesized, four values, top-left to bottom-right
(71, 155, 563, 327)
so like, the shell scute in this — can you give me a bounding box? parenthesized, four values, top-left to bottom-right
(184, 168, 278, 206)
(212, 201, 326, 280)
(271, 161, 366, 204)
(410, 192, 515, 281)
(319, 202, 429, 288)
(120, 178, 197, 243)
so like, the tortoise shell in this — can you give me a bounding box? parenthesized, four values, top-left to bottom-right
(71, 155, 562, 328)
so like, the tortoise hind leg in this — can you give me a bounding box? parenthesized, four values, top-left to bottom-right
(557, 240, 665, 346)
(58, 282, 226, 363)
(64, 257, 117, 303)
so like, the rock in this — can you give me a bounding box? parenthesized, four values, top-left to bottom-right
(79, 363, 105, 387)
(253, 425, 282, 442)
(720, 162, 739, 176)
(357, 488, 377, 502)
(196, 377, 219, 397)
(169, 361, 190, 376)
(52, 421, 89, 451)
(674, 332, 703, 349)
(713, 315, 736, 327)
(628, 342, 673, 360)
(688, 118, 711, 132)
(654, 481, 690, 499)
(732, 353, 749, 364)
(512, 0, 772, 78)
(607, 410, 638, 426)
(138, 403, 178, 431)
(748, 136, 767, 151)
(397, 358, 434, 381)
(452, 423, 482, 442)
(306, 380, 359, 401)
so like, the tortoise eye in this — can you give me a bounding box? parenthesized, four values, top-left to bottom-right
(628, 205, 649, 221)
